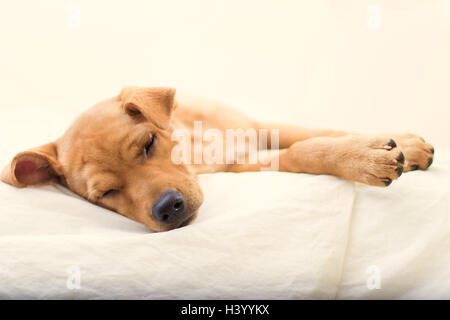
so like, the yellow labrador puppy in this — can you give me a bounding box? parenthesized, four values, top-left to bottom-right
(1, 87, 434, 232)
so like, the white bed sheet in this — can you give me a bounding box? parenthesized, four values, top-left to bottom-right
(0, 151, 448, 299)
(337, 149, 450, 299)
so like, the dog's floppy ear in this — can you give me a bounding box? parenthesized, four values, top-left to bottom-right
(120, 86, 177, 129)
(1, 142, 63, 188)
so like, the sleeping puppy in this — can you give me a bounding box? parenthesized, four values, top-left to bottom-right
(1, 87, 434, 232)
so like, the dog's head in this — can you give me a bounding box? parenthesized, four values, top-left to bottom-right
(1, 87, 203, 232)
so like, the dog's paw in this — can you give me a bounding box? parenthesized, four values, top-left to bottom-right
(384, 133, 434, 172)
(336, 135, 405, 187)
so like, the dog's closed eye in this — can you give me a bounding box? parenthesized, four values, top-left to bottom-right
(144, 134, 156, 159)
(102, 189, 118, 198)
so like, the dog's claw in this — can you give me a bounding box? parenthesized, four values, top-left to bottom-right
(396, 152, 405, 164)
(396, 166, 403, 177)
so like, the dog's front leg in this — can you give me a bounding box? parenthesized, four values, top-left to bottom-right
(280, 134, 407, 186)
(227, 134, 408, 187)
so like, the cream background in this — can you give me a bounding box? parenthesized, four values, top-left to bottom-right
(0, 0, 449, 163)
(0, 1, 449, 299)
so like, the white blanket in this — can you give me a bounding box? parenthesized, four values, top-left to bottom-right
(0, 151, 449, 299)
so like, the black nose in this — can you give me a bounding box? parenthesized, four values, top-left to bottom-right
(152, 191, 185, 223)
